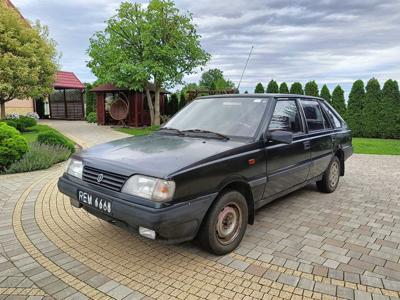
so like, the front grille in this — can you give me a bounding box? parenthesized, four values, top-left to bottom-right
(82, 166, 128, 191)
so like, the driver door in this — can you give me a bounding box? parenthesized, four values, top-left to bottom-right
(263, 98, 311, 197)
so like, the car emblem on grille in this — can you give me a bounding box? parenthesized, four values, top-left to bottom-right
(97, 174, 104, 183)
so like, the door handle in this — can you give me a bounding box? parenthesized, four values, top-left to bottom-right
(303, 141, 310, 150)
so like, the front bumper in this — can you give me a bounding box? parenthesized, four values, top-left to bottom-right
(58, 175, 217, 243)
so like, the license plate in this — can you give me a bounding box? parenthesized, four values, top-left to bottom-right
(78, 190, 112, 215)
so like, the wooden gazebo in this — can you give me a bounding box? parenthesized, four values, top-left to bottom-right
(48, 71, 84, 120)
(91, 83, 167, 127)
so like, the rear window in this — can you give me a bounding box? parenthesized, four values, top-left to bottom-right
(320, 102, 342, 128)
(300, 100, 325, 131)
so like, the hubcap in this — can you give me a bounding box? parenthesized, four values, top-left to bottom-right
(329, 161, 339, 188)
(216, 202, 242, 245)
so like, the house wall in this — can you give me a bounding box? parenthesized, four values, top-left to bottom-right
(5, 98, 34, 115)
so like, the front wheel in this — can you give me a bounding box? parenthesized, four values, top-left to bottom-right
(197, 190, 248, 255)
(317, 156, 341, 193)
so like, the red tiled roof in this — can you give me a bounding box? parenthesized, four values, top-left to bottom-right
(54, 71, 84, 89)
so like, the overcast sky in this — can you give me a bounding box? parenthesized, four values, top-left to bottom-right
(12, 0, 400, 96)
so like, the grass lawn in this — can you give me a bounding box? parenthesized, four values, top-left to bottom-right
(21, 124, 75, 144)
(115, 125, 160, 136)
(353, 138, 400, 155)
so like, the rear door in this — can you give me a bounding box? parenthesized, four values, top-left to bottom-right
(264, 98, 311, 197)
(299, 99, 334, 179)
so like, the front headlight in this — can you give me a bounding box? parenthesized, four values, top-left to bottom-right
(121, 175, 175, 202)
(66, 158, 83, 179)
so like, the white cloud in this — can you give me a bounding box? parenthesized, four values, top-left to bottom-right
(12, 0, 400, 96)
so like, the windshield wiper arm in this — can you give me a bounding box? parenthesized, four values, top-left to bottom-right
(182, 129, 229, 140)
(158, 127, 185, 136)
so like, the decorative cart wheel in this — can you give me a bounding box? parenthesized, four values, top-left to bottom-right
(109, 93, 129, 126)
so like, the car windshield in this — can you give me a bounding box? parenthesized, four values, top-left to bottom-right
(163, 97, 270, 138)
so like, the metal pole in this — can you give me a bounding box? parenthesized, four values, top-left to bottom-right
(237, 45, 254, 91)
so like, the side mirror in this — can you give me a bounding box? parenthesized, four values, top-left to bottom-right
(266, 130, 293, 144)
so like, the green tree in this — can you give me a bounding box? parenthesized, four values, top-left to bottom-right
(182, 82, 198, 92)
(347, 80, 365, 137)
(362, 78, 382, 137)
(266, 80, 279, 93)
(179, 90, 187, 109)
(84, 83, 96, 116)
(199, 68, 235, 91)
(331, 85, 346, 119)
(290, 82, 304, 95)
(304, 81, 319, 97)
(279, 82, 289, 93)
(88, 1, 209, 126)
(0, 3, 58, 119)
(320, 85, 331, 103)
(167, 93, 179, 115)
(254, 83, 264, 93)
(380, 79, 400, 138)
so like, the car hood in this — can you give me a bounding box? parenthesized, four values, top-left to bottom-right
(76, 133, 247, 178)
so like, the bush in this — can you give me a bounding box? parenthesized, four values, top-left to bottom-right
(37, 131, 75, 153)
(4, 142, 71, 174)
(0, 123, 29, 170)
(5, 119, 18, 129)
(6, 112, 20, 120)
(19, 116, 37, 130)
(86, 112, 97, 123)
(26, 112, 40, 120)
(5, 116, 37, 132)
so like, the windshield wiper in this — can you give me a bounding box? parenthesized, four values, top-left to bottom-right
(158, 127, 185, 136)
(182, 129, 229, 140)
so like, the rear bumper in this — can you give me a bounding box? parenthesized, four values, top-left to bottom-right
(58, 175, 216, 242)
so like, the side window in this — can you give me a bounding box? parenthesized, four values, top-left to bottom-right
(300, 100, 325, 131)
(268, 100, 303, 134)
(322, 109, 332, 129)
(320, 102, 342, 128)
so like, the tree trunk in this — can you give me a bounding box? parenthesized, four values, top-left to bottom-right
(154, 84, 161, 126)
(145, 87, 154, 126)
(0, 101, 5, 120)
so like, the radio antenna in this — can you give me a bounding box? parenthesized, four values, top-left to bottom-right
(237, 45, 254, 91)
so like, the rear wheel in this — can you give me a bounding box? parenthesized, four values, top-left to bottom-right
(197, 190, 248, 255)
(317, 156, 340, 193)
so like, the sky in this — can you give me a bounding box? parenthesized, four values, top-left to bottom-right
(12, 0, 400, 97)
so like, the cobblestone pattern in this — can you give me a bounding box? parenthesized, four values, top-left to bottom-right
(0, 121, 399, 299)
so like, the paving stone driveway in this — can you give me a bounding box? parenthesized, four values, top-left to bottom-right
(1, 120, 400, 299)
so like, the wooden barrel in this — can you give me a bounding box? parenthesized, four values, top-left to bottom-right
(109, 98, 128, 121)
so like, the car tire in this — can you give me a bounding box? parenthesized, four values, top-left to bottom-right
(317, 156, 341, 193)
(197, 190, 248, 255)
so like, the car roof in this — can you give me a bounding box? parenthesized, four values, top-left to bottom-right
(197, 93, 326, 101)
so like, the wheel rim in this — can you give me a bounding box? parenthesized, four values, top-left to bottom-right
(329, 161, 339, 188)
(215, 202, 242, 245)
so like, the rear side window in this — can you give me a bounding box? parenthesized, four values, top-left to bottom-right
(300, 100, 325, 131)
(268, 100, 303, 134)
(320, 102, 342, 128)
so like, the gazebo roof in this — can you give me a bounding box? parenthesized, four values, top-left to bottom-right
(90, 83, 123, 92)
(91, 83, 169, 93)
(54, 71, 84, 89)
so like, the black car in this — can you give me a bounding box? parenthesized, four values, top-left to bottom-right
(58, 94, 352, 254)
